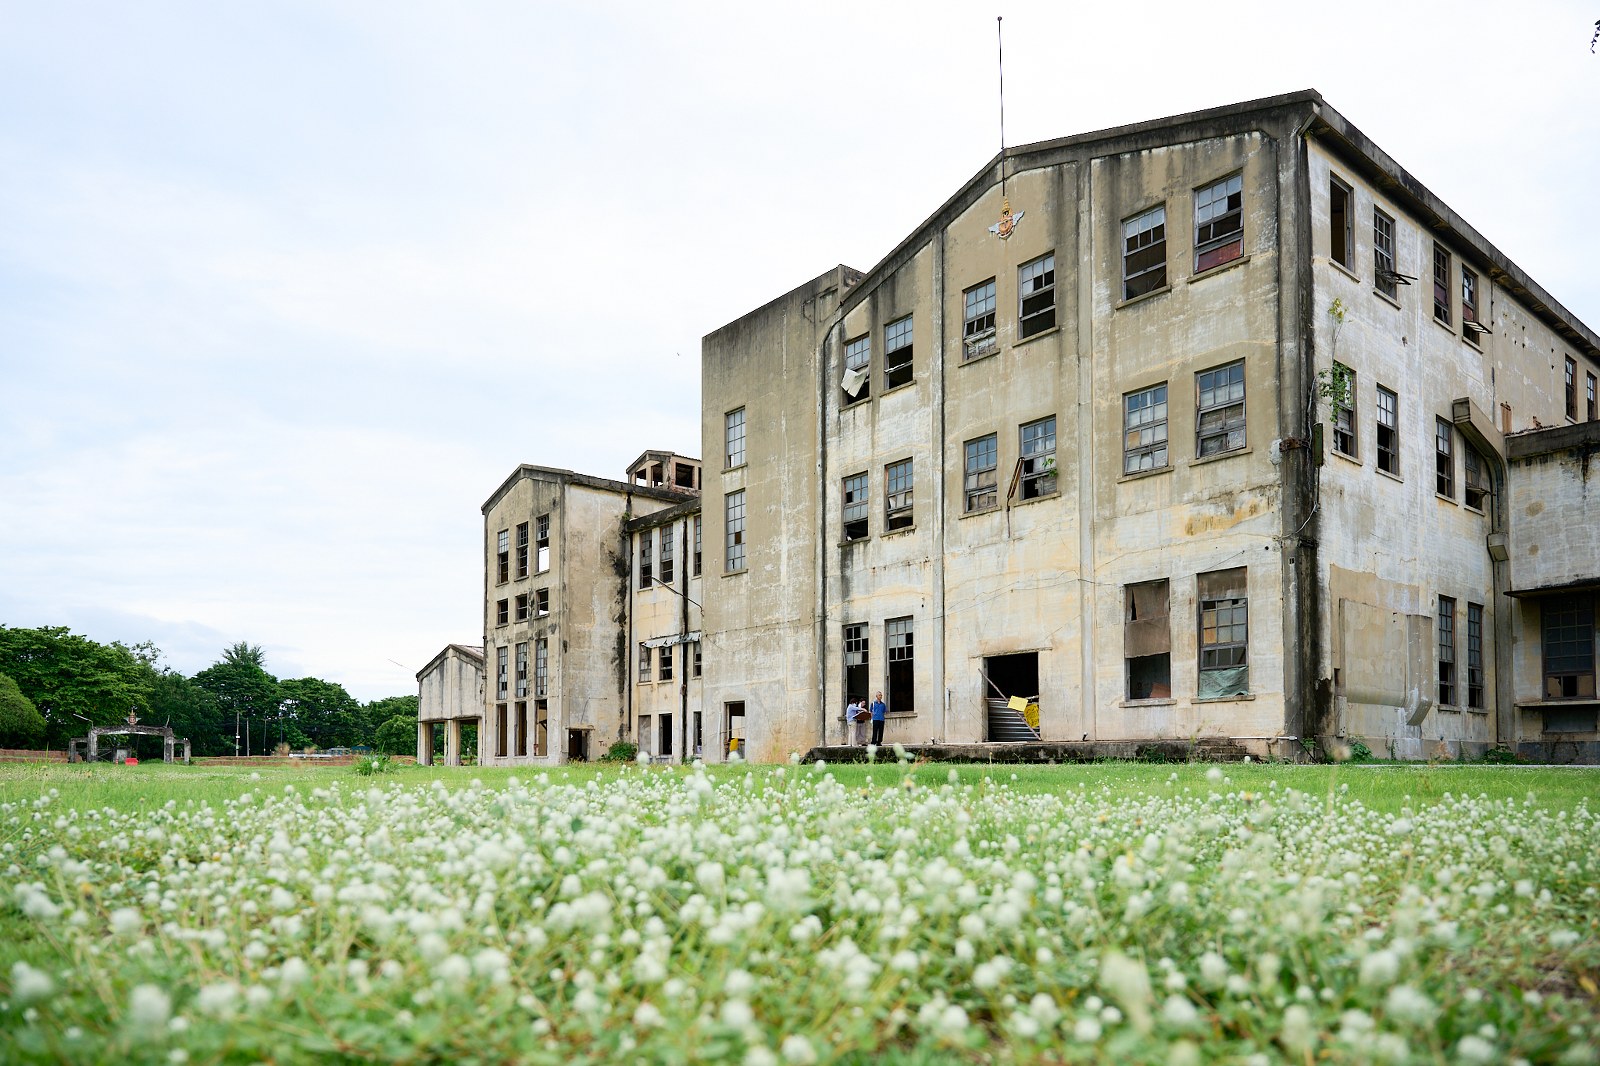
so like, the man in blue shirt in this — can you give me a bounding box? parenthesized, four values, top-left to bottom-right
(869, 691, 887, 746)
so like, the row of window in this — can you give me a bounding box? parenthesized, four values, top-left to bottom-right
(496, 516, 551, 586)
(638, 641, 702, 683)
(1435, 597, 1486, 711)
(495, 588, 551, 627)
(494, 639, 549, 701)
(638, 517, 703, 589)
(842, 618, 915, 715)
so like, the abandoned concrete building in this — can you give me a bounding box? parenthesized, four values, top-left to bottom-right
(455, 89, 1599, 765)
(415, 643, 483, 765)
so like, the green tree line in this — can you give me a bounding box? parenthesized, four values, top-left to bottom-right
(0, 626, 419, 757)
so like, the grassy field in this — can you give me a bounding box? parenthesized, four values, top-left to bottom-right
(2, 757, 1595, 815)
(2, 758, 1597, 1064)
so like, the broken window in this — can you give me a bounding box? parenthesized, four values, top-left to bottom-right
(1464, 447, 1489, 511)
(725, 408, 746, 468)
(1194, 174, 1243, 272)
(534, 638, 548, 699)
(1018, 253, 1056, 338)
(1196, 360, 1246, 457)
(496, 646, 508, 700)
(1438, 595, 1457, 707)
(1125, 579, 1171, 699)
(1198, 568, 1249, 698)
(1467, 603, 1485, 710)
(1373, 208, 1400, 299)
(660, 644, 673, 682)
(844, 623, 869, 706)
(1435, 418, 1455, 499)
(1124, 383, 1169, 473)
(1122, 204, 1167, 300)
(1461, 266, 1483, 341)
(534, 701, 548, 757)
(639, 643, 652, 683)
(884, 315, 913, 390)
(675, 462, 696, 489)
(1376, 385, 1399, 475)
(496, 529, 510, 584)
(885, 459, 914, 531)
(496, 598, 509, 627)
(963, 435, 997, 512)
(1019, 417, 1056, 499)
(515, 642, 528, 698)
(843, 334, 871, 403)
(1432, 243, 1451, 325)
(514, 701, 527, 757)
(725, 490, 746, 571)
(1588, 372, 1597, 422)
(495, 703, 508, 758)
(692, 515, 703, 576)
(1329, 176, 1353, 270)
(536, 514, 550, 573)
(1543, 594, 1596, 699)
(692, 641, 702, 679)
(963, 278, 997, 360)
(659, 524, 674, 585)
(843, 473, 869, 540)
(887, 616, 915, 716)
(639, 530, 653, 589)
(515, 593, 529, 622)
(1566, 357, 1579, 421)
(535, 588, 549, 617)
(1332, 363, 1356, 459)
(516, 522, 530, 579)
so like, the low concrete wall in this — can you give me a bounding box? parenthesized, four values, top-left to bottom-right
(0, 749, 69, 763)
(193, 755, 418, 767)
(1516, 741, 1600, 765)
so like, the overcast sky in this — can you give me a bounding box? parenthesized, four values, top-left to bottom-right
(2, 1, 1596, 702)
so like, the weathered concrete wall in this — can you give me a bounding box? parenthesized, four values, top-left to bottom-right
(702, 269, 852, 762)
(417, 646, 482, 725)
(1507, 424, 1600, 592)
(629, 510, 705, 759)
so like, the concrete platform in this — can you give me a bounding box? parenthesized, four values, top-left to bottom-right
(802, 737, 1255, 765)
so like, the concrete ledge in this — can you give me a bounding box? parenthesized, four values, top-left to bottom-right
(802, 738, 1253, 765)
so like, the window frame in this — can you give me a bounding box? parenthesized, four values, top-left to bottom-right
(1331, 363, 1357, 459)
(1435, 418, 1455, 499)
(495, 598, 509, 627)
(1466, 602, 1485, 710)
(1461, 265, 1481, 341)
(536, 514, 550, 573)
(1566, 357, 1579, 421)
(884, 458, 914, 531)
(496, 528, 510, 585)
(843, 334, 871, 404)
(1376, 384, 1399, 475)
(639, 642, 652, 683)
(1432, 242, 1452, 325)
(883, 314, 914, 390)
(1464, 446, 1489, 512)
(1438, 595, 1457, 707)
(534, 638, 548, 699)
(1194, 173, 1244, 272)
(1197, 568, 1250, 699)
(660, 644, 674, 683)
(962, 278, 997, 360)
(638, 529, 653, 589)
(1588, 372, 1598, 422)
(659, 524, 674, 585)
(842, 472, 869, 541)
(963, 435, 998, 513)
(1542, 594, 1596, 700)
(516, 522, 530, 579)
(1373, 208, 1398, 299)
(1329, 175, 1354, 271)
(515, 641, 528, 698)
(725, 407, 746, 468)
(886, 616, 915, 716)
(692, 515, 703, 577)
(535, 588, 549, 617)
(1018, 253, 1056, 338)
(514, 593, 529, 623)
(1123, 383, 1169, 474)
(1018, 416, 1057, 499)
(725, 490, 746, 572)
(1195, 360, 1247, 458)
(1121, 204, 1168, 300)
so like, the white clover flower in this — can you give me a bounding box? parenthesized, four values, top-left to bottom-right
(720, 998, 754, 1028)
(1359, 949, 1400, 989)
(743, 1047, 778, 1066)
(1280, 1004, 1314, 1052)
(110, 907, 142, 936)
(572, 987, 602, 1015)
(890, 950, 919, 973)
(128, 984, 172, 1031)
(724, 969, 755, 998)
(780, 1034, 818, 1064)
(1162, 995, 1198, 1027)
(1456, 1035, 1497, 1064)
(1198, 951, 1228, 987)
(1206, 767, 1224, 782)
(633, 1002, 663, 1027)
(244, 985, 272, 1009)
(1550, 929, 1580, 949)
(1073, 1016, 1102, 1041)
(279, 957, 310, 989)
(9, 962, 54, 1004)
(196, 982, 238, 1018)
(433, 954, 471, 985)
(1384, 984, 1436, 1026)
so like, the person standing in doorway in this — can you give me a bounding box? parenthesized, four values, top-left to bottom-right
(869, 691, 887, 746)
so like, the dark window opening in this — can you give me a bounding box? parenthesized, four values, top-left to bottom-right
(843, 473, 869, 540)
(1464, 447, 1489, 511)
(844, 623, 869, 706)
(1019, 254, 1056, 338)
(1125, 580, 1171, 699)
(984, 652, 1039, 704)
(884, 315, 913, 390)
(639, 530, 653, 589)
(516, 522, 530, 579)
(1376, 385, 1399, 475)
(1122, 205, 1167, 300)
(1330, 177, 1353, 270)
(1331, 363, 1356, 458)
(1435, 419, 1454, 498)
(726, 701, 746, 758)
(1467, 603, 1485, 710)
(514, 701, 527, 757)
(1019, 417, 1056, 499)
(1195, 174, 1243, 271)
(496, 599, 509, 626)
(843, 335, 870, 404)
(1433, 243, 1451, 325)
(497, 528, 510, 584)
(963, 279, 997, 360)
(659, 525, 674, 585)
(1438, 596, 1457, 707)
(1543, 595, 1596, 699)
(885, 459, 913, 531)
(495, 703, 508, 758)
(658, 714, 673, 757)
(887, 616, 915, 716)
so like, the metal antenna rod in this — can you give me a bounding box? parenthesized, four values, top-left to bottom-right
(996, 15, 1007, 196)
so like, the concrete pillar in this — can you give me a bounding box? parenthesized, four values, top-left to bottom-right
(417, 722, 433, 766)
(445, 719, 461, 766)
(164, 735, 174, 763)
(182, 739, 191, 764)
(88, 729, 99, 761)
